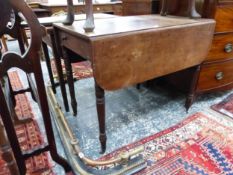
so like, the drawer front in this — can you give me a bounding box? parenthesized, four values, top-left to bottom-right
(215, 5, 233, 33)
(197, 59, 233, 91)
(206, 33, 233, 61)
(59, 30, 92, 60)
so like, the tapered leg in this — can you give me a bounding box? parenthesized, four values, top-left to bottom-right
(189, 0, 201, 18)
(51, 32, 69, 112)
(42, 41, 56, 93)
(95, 81, 107, 153)
(62, 48, 77, 116)
(185, 65, 201, 111)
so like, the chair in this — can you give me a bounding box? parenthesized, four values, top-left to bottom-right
(0, 0, 73, 174)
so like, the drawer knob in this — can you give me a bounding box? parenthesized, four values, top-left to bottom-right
(224, 43, 233, 53)
(216, 72, 224, 80)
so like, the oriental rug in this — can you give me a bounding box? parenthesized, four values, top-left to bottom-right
(99, 112, 233, 175)
(212, 93, 233, 119)
(0, 71, 53, 175)
(51, 59, 93, 81)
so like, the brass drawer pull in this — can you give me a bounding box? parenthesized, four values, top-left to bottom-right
(224, 43, 233, 53)
(216, 72, 224, 80)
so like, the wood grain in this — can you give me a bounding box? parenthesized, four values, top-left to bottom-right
(197, 59, 233, 91)
(92, 20, 215, 90)
(206, 33, 233, 61)
(215, 5, 233, 33)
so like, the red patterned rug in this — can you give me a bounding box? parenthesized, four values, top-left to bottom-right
(51, 59, 93, 81)
(100, 112, 233, 174)
(0, 71, 53, 175)
(212, 94, 233, 118)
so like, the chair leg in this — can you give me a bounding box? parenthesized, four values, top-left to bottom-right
(95, 81, 107, 153)
(62, 48, 77, 116)
(189, 0, 201, 18)
(51, 32, 69, 112)
(160, 0, 168, 16)
(42, 41, 57, 93)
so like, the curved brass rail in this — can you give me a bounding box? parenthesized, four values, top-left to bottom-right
(47, 86, 144, 167)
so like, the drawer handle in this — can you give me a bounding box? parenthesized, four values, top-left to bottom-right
(216, 72, 224, 80)
(224, 43, 233, 53)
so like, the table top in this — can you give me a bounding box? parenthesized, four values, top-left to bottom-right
(21, 13, 116, 27)
(40, 1, 122, 7)
(54, 14, 215, 90)
(54, 15, 214, 39)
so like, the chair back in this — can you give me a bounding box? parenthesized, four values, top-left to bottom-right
(0, 0, 72, 174)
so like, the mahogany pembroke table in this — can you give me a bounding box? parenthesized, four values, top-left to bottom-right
(53, 15, 215, 153)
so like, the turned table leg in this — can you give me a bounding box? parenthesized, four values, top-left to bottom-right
(62, 48, 77, 116)
(95, 81, 107, 153)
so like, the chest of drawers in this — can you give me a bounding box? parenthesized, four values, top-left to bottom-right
(196, 1, 233, 96)
(164, 0, 233, 110)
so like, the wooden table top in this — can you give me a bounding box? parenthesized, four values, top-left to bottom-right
(54, 15, 214, 39)
(54, 15, 215, 90)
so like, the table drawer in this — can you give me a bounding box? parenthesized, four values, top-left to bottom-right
(206, 33, 233, 61)
(59, 30, 92, 59)
(197, 59, 233, 91)
(215, 5, 233, 33)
